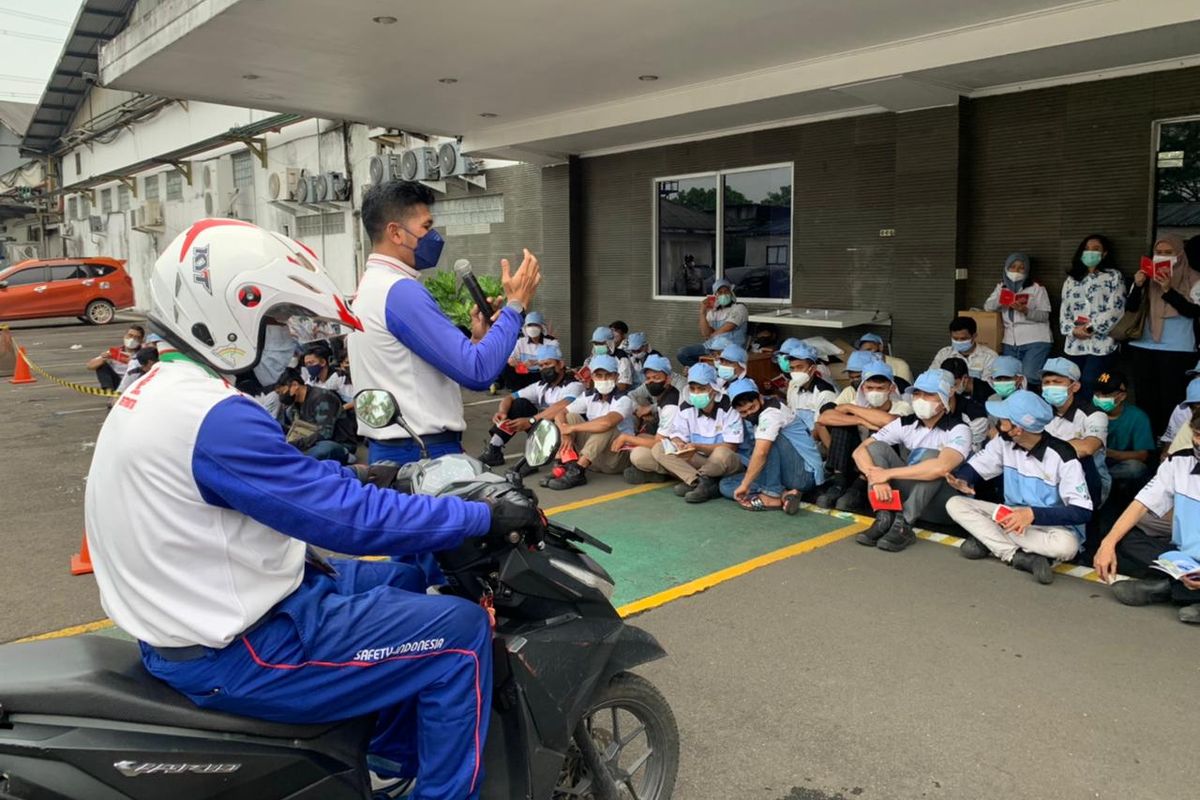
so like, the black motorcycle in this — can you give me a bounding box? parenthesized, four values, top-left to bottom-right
(0, 390, 679, 800)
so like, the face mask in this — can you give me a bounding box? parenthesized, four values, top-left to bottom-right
(1081, 250, 1102, 269)
(912, 398, 940, 420)
(776, 355, 791, 372)
(689, 392, 712, 410)
(1094, 396, 1117, 412)
(254, 325, 297, 386)
(646, 380, 667, 396)
(992, 380, 1017, 399)
(717, 365, 736, 380)
(524, 325, 542, 339)
(790, 371, 811, 388)
(865, 390, 889, 408)
(124, 337, 141, 350)
(1042, 386, 1070, 408)
(950, 339, 972, 353)
(594, 379, 616, 395)
(716, 294, 733, 308)
(1155, 255, 1179, 268)
(540, 367, 559, 384)
(997, 424, 1015, 443)
(592, 344, 609, 357)
(1005, 270, 1025, 284)
(406, 226, 444, 270)
(304, 364, 323, 380)
(279, 392, 297, 407)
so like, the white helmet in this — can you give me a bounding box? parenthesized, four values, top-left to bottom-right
(148, 219, 361, 374)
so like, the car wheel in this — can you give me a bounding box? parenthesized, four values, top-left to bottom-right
(85, 300, 115, 325)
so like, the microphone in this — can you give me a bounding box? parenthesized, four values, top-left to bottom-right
(453, 259, 496, 327)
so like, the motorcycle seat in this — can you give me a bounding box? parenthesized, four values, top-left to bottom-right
(0, 636, 349, 739)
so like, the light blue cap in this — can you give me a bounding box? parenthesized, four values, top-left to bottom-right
(712, 278, 734, 292)
(991, 355, 1024, 378)
(846, 349, 883, 373)
(535, 342, 562, 362)
(591, 325, 614, 342)
(1187, 377, 1200, 405)
(986, 389, 1054, 433)
(1187, 359, 1200, 377)
(861, 361, 895, 383)
(643, 354, 671, 374)
(913, 368, 954, 407)
(590, 354, 619, 374)
(728, 377, 759, 402)
(1041, 357, 1081, 382)
(525, 311, 545, 326)
(627, 332, 647, 350)
(707, 334, 734, 351)
(856, 333, 884, 346)
(720, 343, 748, 365)
(687, 363, 719, 387)
(782, 341, 819, 362)
(779, 337, 801, 352)
(145, 333, 164, 344)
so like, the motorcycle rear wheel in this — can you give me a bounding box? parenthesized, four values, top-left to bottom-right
(554, 671, 679, 800)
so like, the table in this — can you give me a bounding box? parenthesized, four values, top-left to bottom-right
(746, 308, 892, 329)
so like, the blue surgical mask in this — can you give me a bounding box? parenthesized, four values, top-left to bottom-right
(1042, 385, 1070, 407)
(304, 364, 323, 380)
(1081, 250, 1102, 269)
(717, 365, 736, 380)
(689, 392, 712, 410)
(592, 344, 609, 357)
(951, 339, 973, 353)
(716, 294, 733, 308)
(406, 226, 444, 270)
(992, 379, 1017, 399)
(776, 355, 791, 372)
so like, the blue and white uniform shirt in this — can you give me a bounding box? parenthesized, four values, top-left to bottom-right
(566, 389, 636, 435)
(667, 396, 745, 446)
(514, 377, 584, 409)
(873, 413, 972, 464)
(1135, 450, 1200, 556)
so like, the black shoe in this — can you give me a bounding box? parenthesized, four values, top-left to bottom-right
(814, 478, 847, 509)
(545, 463, 587, 490)
(516, 460, 540, 479)
(623, 466, 669, 485)
(1112, 577, 1171, 606)
(673, 481, 692, 497)
(835, 478, 868, 512)
(876, 515, 917, 552)
(1011, 550, 1054, 584)
(684, 476, 720, 504)
(1178, 605, 1200, 624)
(959, 536, 991, 560)
(478, 444, 505, 467)
(855, 511, 894, 547)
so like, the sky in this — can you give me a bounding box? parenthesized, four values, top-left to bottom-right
(0, 0, 87, 106)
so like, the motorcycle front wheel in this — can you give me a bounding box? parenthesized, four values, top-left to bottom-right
(554, 671, 680, 800)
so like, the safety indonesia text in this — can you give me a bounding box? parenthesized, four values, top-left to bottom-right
(353, 638, 446, 662)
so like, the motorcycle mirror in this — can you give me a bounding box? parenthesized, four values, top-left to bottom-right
(0, 280, 7, 289)
(354, 389, 398, 429)
(524, 419, 561, 467)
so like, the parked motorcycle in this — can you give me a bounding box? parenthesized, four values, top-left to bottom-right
(0, 389, 679, 800)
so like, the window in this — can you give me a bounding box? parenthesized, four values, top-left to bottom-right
(654, 163, 792, 300)
(100, 189, 112, 214)
(5, 267, 47, 286)
(232, 151, 255, 188)
(74, 152, 81, 175)
(85, 263, 116, 277)
(50, 264, 87, 281)
(144, 174, 160, 201)
(296, 212, 345, 238)
(117, 185, 130, 211)
(67, 197, 77, 221)
(1153, 116, 1200, 244)
(166, 170, 183, 201)
(79, 196, 90, 219)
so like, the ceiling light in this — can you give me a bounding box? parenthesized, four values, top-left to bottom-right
(372, 15, 397, 24)
(479, 112, 498, 118)
(438, 77, 458, 84)
(638, 74, 659, 82)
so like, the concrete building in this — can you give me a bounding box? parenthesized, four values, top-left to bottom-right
(0, 101, 43, 266)
(87, 0, 1200, 364)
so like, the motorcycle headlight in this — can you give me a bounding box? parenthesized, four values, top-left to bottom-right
(549, 557, 615, 599)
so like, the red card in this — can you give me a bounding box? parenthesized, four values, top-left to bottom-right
(558, 441, 579, 463)
(515, 362, 529, 374)
(576, 366, 591, 383)
(704, 295, 716, 309)
(869, 487, 903, 512)
(1140, 256, 1172, 280)
(992, 504, 1015, 523)
(1074, 315, 1090, 326)
(998, 289, 1030, 307)
(498, 419, 519, 435)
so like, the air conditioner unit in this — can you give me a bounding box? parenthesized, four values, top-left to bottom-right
(15, 244, 37, 260)
(88, 215, 104, 234)
(62, 223, 75, 237)
(399, 146, 440, 181)
(314, 171, 349, 202)
(144, 199, 164, 226)
(294, 173, 320, 204)
(368, 154, 401, 184)
(267, 168, 301, 201)
(202, 156, 236, 217)
(437, 142, 481, 177)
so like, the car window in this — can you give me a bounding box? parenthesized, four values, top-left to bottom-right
(3, 267, 48, 286)
(85, 263, 116, 277)
(50, 264, 88, 282)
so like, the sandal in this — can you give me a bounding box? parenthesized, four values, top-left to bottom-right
(782, 490, 802, 516)
(740, 493, 781, 512)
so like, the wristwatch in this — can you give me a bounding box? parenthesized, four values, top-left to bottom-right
(506, 298, 526, 314)
(528, 417, 537, 427)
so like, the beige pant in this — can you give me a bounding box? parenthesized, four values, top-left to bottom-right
(566, 413, 629, 474)
(945, 496, 1080, 563)
(630, 440, 742, 485)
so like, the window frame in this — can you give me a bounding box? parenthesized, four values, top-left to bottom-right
(651, 161, 794, 304)
(1150, 114, 1200, 252)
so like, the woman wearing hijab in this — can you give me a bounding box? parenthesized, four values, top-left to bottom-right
(1059, 234, 1126, 401)
(983, 252, 1053, 389)
(1127, 233, 1200, 434)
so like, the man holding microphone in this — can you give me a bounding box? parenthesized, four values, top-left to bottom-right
(349, 180, 541, 465)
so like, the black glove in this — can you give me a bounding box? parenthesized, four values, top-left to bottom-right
(485, 490, 541, 540)
(353, 462, 400, 490)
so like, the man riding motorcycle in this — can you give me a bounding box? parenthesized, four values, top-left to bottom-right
(83, 219, 538, 800)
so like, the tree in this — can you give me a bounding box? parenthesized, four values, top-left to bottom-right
(1157, 123, 1200, 203)
(763, 185, 792, 207)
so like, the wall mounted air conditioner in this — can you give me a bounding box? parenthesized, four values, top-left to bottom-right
(315, 171, 349, 202)
(267, 168, 302, 201)
(368, 154, 400, 184)
(437, 142, 481, 177)
(399, 147, 440, 181)
(294, 172, 321, 204)
(202, 157, 236, 217)
(88, 215, 105, 234)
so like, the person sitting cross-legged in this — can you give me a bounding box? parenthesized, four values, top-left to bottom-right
(946, 390, 1092, 585)
(721, 378, 826, 513)
(852, 369, 972, 552)
(1041, 357, 1110, 509)
(275, 367, 359, 465)
(626, 353, 686, 437)
(480, 341, 584, 468)
(1093, 404, 1200, 624)
(543, 354, 634, 490)
(625, 363, 743, 502)
(1094, 369, 1155, 531)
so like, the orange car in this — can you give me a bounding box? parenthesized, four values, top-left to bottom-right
(0, 258, 136, 325)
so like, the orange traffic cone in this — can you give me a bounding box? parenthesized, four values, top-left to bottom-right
(70, 530, 93, 576)
(9, 346, 36, 385)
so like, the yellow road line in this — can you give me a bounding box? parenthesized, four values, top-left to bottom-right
(15, 618, 115, 643)
(542, 482, 670, 516)
(615, 520, 867, 618)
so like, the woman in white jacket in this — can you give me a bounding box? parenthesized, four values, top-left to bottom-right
(983, 252, 1053, 389)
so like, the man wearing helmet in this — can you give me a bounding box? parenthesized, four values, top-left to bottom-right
(84, 220, 538, 800)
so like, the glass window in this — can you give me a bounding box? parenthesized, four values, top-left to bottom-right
(79, 195, 90, 218)
(50, 264, 87, 281)
(144, 174, 160, 201)
(166, 170, 183, 201)
(117, 185, 131, 211)
(5, 266, 48, 286)
(67, 197, 77, 220)
(656, 175, 717, 297)
(85, 263, 116, 277)
(100, 189, 112, 214)
(232, 150, 255, 188)
(1154, 117, 1200, 244)
(654, 165, 792, 300)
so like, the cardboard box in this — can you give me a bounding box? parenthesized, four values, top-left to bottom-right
(958, 310, 1002, 353)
